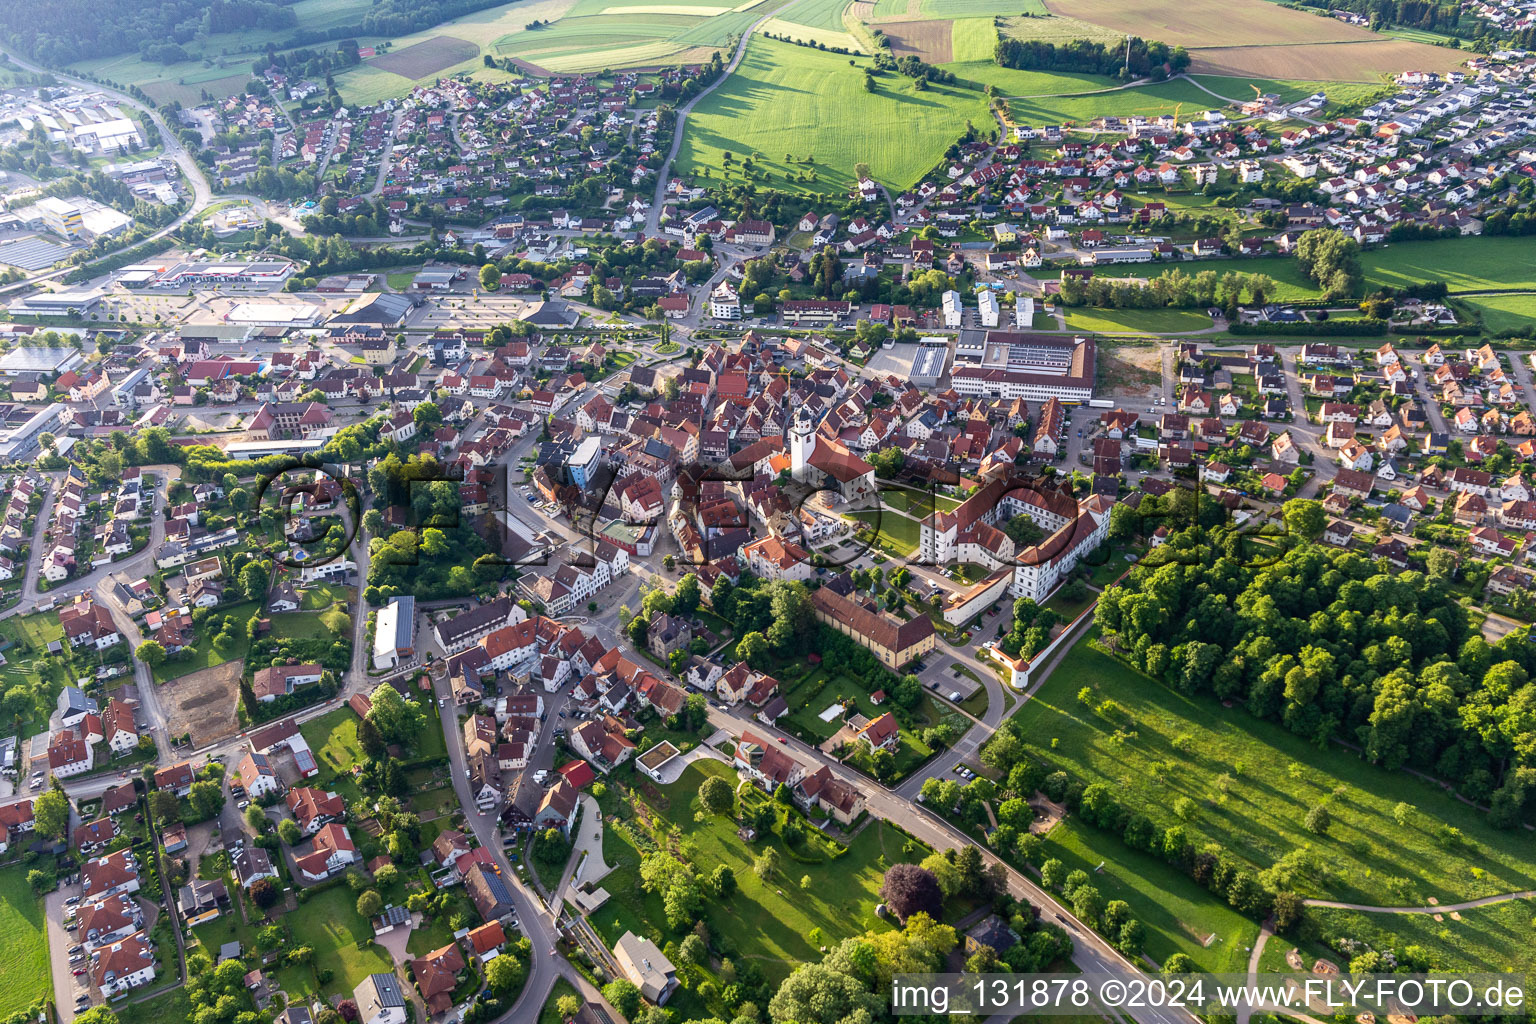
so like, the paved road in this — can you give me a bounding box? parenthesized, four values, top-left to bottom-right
(701, 698, 1199, 1024)
(643, 0, 810, 236)
(431, 671, 623, 1024)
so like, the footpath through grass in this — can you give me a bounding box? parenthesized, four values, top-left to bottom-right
(1013, 635, 1536, 908)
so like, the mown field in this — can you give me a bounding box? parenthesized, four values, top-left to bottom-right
(1062, 307, 1216, 334)
(1000, 76, 1247, 122)
(1361, 236, 1536, 294)
(1463, 293, 1536, 334)
(1042, 817, 1260, 971)
(677, 36, 990, 191)
(1011, 635, 1536, 908)
(1188, 74, 1391, 110)
(0, 865, 50, 1017)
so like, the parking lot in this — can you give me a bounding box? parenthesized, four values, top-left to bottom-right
(45, 880, 89, 1024)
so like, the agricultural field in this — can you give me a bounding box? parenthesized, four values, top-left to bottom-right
(880, 20, 955, 62)
(1040, 0, 1466, 80)
(676, 37, 991, 192)
(949, 17, 998, 61)
(774, 0, 852, 30)
(993, 11, 1123, 44)
(921, 0, 1047, 15)
(1044, 0, 1378, 48)
(1462, 293, 1536, 334)
(1187, 40, 1466, 82)
(1011, 635, 1536, 908)
(0, 866, 50, 1017)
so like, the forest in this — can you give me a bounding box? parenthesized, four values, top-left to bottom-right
(993, 35, 1191, 80)
(1095, 500, 1536, 827)
(0, 0, 509, 67)
(0, 0, 298, 65)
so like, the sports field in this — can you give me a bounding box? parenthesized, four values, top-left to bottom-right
(677, 36, 990, 191)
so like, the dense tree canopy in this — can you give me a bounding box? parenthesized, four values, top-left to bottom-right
(1096, 516, 1536, 826)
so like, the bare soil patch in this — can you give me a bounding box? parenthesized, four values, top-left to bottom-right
(369, 35, 480, 79)
(1099, 341, 1162, 396)
(880, 18, 954, 63)
(1188, 39, 1466, 82)
(159, 661, 243, 747)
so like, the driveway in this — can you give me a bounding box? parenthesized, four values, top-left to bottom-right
(374, 912, 423, 964)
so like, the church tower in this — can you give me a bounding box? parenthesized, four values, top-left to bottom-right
(789, 407, 816, 482)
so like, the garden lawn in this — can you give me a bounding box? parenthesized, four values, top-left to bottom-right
(299, 706, 366, 794)
(116, 987, 194, 1024)
(289, 885, 396, 999)
(1062, 307, 1217, 334)
(589, 761, 922, 986)
(677, 37, 991, 193)
(880, 485, 962, 517)
(406, 914, 457, 956)
(153, 600, 262, 682)
(1464, 293, 1536, 334)
(271, 610, 341, 640)
(0, 612, 72, 735)
(0, 865, 50, 1017)
(847, 508, 922, 556)
(1011, 634, 1536, 907)
(1042, 817, 1258, 971)
(538, 980, 582, 1024)
(300, 583, 355, 610)
(782, 668, 886, 741)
